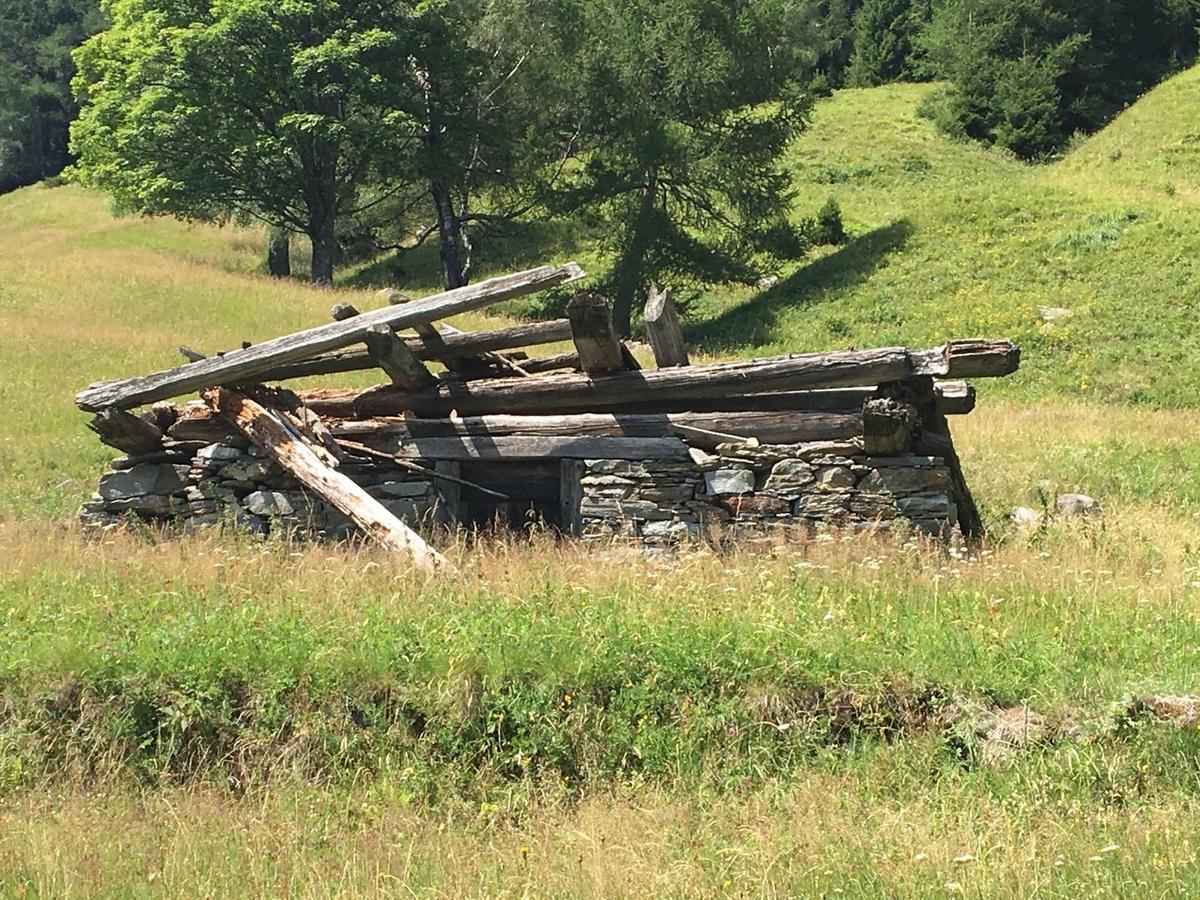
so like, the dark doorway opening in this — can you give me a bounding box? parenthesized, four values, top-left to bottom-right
(450, 461, 571, 533)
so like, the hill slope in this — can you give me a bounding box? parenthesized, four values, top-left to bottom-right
(688, 79, 1200, 407)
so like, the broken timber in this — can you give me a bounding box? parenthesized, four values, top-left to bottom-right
(204, 386, 454, 573)
(643, 285, 689, 368)
(77, 262, 584, 411)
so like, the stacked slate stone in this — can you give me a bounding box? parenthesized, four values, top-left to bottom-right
(578, 439, 958, 544)
(81, 439, 439, 539)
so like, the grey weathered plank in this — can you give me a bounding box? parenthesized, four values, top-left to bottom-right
(391, 435, 691, 461)
(76, 262, 584, 411)
(363, 324, 437, 390)
(249, 319, 574, 381)
(643, 285, 689, 367)
(205, 386, 454, 572)
(567, 293, 626, 375)
(330, 409, 863, 447)
(303, 341, 1017, 418)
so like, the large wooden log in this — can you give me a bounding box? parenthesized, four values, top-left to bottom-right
(204, 387, 454, 573)
(643, 285, 689, 367)
(330, 409, 863, 447)
(302, 341, 1017, 418)
(390, 435, 691, 461)
(249, 319, 574, 381)
(568, 293, 626, 375)
(76, 263, 585, 411)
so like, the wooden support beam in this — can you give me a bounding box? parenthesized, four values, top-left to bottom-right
(560, 459, 585, 535)
(329, 409, 862, 448)
(76, 262, 585, 411)
(433, 461, 461, 526)
(249, 319, 574, 381)
(391, 435, 691, 461)
(330, 303, 360, 321)
(88, 408, 165, 455)
(363, 324, 436, 390)
(567, 293, 626, 375)
(302, 341, 1018, 419)
(643, 285, 689, 367)
(204, 387, 454, 573)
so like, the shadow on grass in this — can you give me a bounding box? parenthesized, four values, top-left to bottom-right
(688, 219, 915, 353)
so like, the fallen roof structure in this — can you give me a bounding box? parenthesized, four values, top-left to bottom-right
(76, 262, 1021, 570)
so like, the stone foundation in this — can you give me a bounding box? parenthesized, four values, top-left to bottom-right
(80, 435, 963, 544)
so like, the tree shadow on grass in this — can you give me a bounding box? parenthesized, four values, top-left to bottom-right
(687, 219, 915, 353)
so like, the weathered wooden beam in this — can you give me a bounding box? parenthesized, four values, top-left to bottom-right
(87, 408, 165, 455)
(607, 382, 975, 416)
(643, 285, 689, 367)
(247, 319, 574, 381)
(204, 387, 453, 573)
(568, 293, 626, 375)
(76, 263, 585, 411)
(363, 324, 437, 390)
(329, 409, 862, 448)
(390, 435, 691, 461)
(519, 350, 581, 374)
(330, 303, 361, 321)
(560, 459, 585, 535)
(302, 341, 1018, 419)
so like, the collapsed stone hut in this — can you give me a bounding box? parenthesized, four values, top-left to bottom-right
(75, 262, 1020, 571)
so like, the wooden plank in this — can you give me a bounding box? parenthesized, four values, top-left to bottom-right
(567, 293, 626, 375)
(330, 409, 863, 447)
(560, 459, 585, 535)
(249, 320, 574, 381)
(87, 408, 164, 455)
(391, 435, 691, 461)
(204, 387, 453, 572)
(519, 350, 580, 374)
(302, 341, 1018, 419)
(363, 324, 436, 390)
(330, 303, 360, 321)
(76, 262, 585, 411)
(643, 285, 689, 367)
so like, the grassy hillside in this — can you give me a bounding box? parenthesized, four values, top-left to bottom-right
(1058, 65, 1200, 203)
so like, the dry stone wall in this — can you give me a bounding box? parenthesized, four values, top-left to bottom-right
(578, 439, 959, 543)
(81, 436, 961, 543)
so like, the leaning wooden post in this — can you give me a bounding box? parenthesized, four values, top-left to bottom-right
(643, 285, 690, 367)
(204, 386, 455, 574)
(567, 293, 626, 375)
(363, 323, 436, 390)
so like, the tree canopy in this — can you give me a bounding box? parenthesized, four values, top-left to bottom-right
(72, 0, 424, 283)
(0, 0, 104, 193)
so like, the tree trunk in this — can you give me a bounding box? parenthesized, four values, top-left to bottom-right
(432, 181, 468, 291)
(610, 168, 659, 338)
(267, 227, 291, 278)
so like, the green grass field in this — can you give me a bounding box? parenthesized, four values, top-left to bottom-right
(3, 72, 1200, 896)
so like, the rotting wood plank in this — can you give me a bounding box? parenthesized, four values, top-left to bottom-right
(204, 386, 454, 573)
(88, 408, 164, 455)
(329, 409, 863, 447)
(301, 341, 1017, 418)
(76, 263, 584, 411)
(643, 285, 689, 367)
(363, 324, 437, 390)
(250, 320, 574, 381)
(567, 293, 626, 375)
(391, 435, 691, 461)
